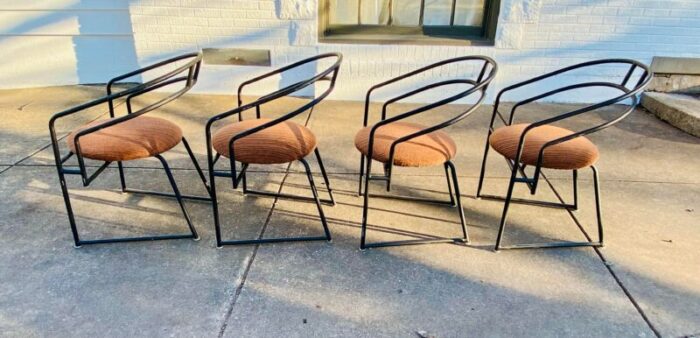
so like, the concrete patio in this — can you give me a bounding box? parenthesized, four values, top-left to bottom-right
(0, 85, 698, 337)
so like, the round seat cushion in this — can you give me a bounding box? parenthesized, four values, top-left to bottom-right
(212, 118, 317, 164)
(354, 122, 457, 167)
(489, 123, 599, 170)
(67, 115, 182, 162)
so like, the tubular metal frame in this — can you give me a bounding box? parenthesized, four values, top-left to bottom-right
(205, 53, 342, 247)
(49, 52, 210, 247)
(358, 56, 498, 250)
(475, 59, 653, 251)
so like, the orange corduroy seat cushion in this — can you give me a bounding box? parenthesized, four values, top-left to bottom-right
(489, 123, 599, 170)
(212, 118, 317, 164)
(354, 122, 457, 167)
(66, 115, 183, 162)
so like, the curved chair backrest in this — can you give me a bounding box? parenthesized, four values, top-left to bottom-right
(361, 56, 497, 174)
(206, 53, 342, 142)
(236, 53, 343, 109)
(112, 52, 203, 117)
(485, 58, 652, 193)
(206, 53, 342, 128)
(49, 52, 203, 185)
(492, 59, 652, 128)
(205, 53, 343, 187)
(363, 55, 499, 128)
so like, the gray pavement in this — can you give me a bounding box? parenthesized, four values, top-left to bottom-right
(0, 86, 698, 337)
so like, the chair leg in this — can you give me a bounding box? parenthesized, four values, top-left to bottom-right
(360, 156, 372, 250)
(476, 131, 492, 199)
(478, 147, 577, 210)
(182, 137, 211, 196)
(300, 158, 332, 241)
(361, 160, 469, 250)
(446, 161, 468, 242)
(117, 161, 127, 192)
(444, 162, 456, 207)
(155, 155, 199, 240)
(58, 156, 200, 247)
(213, 157, 333, 246)
(357, 154, 365, 196)
(591, 165, 604, 246)
(57, 170, 82, 247)
(122, 139, 211, 202)
(494, 165, 604, 251)
(314, 148, 336, 205)
(384, 162, 392, 192)
(236, 154, 334, 205)
(572, 169, 579, 211)
(209, 153, 224, 247)
(494, 164, 519, 251)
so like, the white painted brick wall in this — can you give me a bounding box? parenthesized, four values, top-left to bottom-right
(3, 0, 700, 103)
(127, 0, 700, 103)
(0, 0, 139, 88)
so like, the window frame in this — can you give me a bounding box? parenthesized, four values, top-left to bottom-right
(318, 0, 501, 46)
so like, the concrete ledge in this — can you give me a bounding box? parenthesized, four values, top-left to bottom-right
(642, 92, 700, 137)
(651, 56, 700, 75)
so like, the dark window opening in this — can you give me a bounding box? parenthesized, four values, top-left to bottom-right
(319, 0, 500, 45)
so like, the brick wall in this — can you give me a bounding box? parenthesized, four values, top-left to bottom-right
(128, 0, 700, 103)
(3, 0, 700, 103)
(0, 0, 139, 88)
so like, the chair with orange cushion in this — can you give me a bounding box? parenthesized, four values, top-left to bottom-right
(476, 59, 652, 251)
(49, 52, 208, 247)
(205, 54, 342, 247)
(355, 56, 498, 250)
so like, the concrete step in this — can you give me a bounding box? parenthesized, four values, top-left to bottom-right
(642, 92, 700, 138)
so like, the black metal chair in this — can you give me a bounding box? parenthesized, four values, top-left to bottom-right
(476, 59, 653, 251)
(356, 56, 498, 250)
(49, 52, 209, 247)
(205, 53, 342, 247)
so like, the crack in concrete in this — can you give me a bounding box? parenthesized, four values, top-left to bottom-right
(542, 173, 662, 338)
(217, 106, 316, 337)
(217, 161, 294, 338)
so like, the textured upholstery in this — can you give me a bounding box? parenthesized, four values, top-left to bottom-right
(489, 123, 599, 170)
(67, 116, 182, 162)
(213, 118, 317, 164)
(354, 122, 457, 167)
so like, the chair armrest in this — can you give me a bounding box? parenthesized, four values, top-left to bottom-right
(487, 58, 652, 132)
(385, 90, 488, 166)
(106, 52, 202, 116)
(502, 82, 629, 126)
(206, 54, 342, 161)
(237, 53, 341, 107)
(363, 56, 495, 127)
(509, 94, 640, 188)
(365, 82, 488, 165)
(124, 76, 189, 114)
(381, 79, 477, 120)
